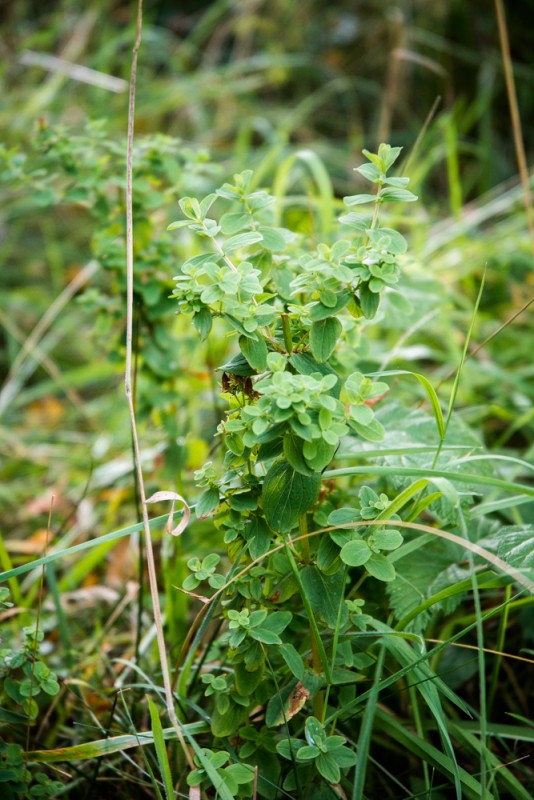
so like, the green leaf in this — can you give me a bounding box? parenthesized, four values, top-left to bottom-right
(250, 628, 281, 645)
(310, 317, 342, 362)
(371, 529, 403, 551)
(211, 702, 245, 738)
(258, 226, 286, 251)
(235, 663, 264, 697)
(359, 283, 380, 319)
(192, 308, 212, 341)
(497, 526, 534, 568)
(260, 610, 292, 634)
(279, 643, 305, 679)
(225, 764, 255, 785)
(247, 517, 271, 559)
(222, 232, 263, 254)
(305, 716, 326, 748)
(343, 193, 377, 206)
(304, 438, 336, 472)
(284, 431, 315, 476)
(340, 539, 371, 567)
(300, 566, 347, 627)
(379, 187, 418, 203)
(289, 353, 340, 397)
(350, 417, 385, 442)
(316, 752, 340, 783)
(309, 293, 349, 321)
(365, 553, 396, 582)
(196, 487, 220, 519)
(262, 461, 321, 533)
(239, 332, 268, 371)
(148, 697, 175, 800)
(220, 212, 249, 235)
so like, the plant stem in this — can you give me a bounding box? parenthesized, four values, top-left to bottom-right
(124, 0, 193, 770)
(281, 313, 293, 353)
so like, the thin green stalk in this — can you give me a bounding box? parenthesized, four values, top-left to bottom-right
(487, 583, 512, 714)
(457, 505, 488, 797)
(407, 684, 431, 795)
(432, 267, 486, 469)
(351, 643, 386, 800)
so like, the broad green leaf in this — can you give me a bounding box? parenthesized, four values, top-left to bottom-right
(340, 539, 371, 566)
(365, 553, 396, 582)
(308, 293, 349, 321)
(239, 332, 268, 371)
(262, 461, 321, 533)
(350, 417, 385, 442)
(279, 643, 305, 679)
(250, 628, 281, 644)
(259, 610, 292, 634)
(222, 231, 263, 253)
(343, 193, 377, 206)
(316, 753, 340, 783)
(220, 212, 249, 235)
(379, 187, 418, 203)
(284, 431, 315, 476)
(310, 317, 342, 362)
(359, 283, 380, 319)
(300, 566, 347, 626)
(235, 663, 264, 697)
(211, 702, 245, 738)
(258, 226, 286, 251)
(192, 307, 212, 340)
(303, 438, 336, 471)
(497, 526, 534, 568)
(370, 529, 403, 550)
(195, 487, 219, 519)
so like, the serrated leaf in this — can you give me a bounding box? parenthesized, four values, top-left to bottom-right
(497, 526, 534, 568)
(310, 317, 342, 362)
(262, 461, 321, 532)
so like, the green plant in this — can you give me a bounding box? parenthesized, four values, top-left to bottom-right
(165, 145, 473, 798)
(0, 589, 62, 799)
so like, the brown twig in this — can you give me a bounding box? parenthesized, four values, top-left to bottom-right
(494, 0, 534, 259)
